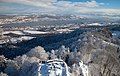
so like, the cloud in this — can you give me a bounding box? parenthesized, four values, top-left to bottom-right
(0, 0, 56, 7)
(73, 1, 103, 7)
(0, 0, 102, 8)
(0, 6, 10, 10)
(0, 0, 120, 17)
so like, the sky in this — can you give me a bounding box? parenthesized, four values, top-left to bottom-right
(0, 0, 120, 16)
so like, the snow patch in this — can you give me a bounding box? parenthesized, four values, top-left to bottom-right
(56, 29, 73, 33)
(10, 36, 35, 43)
(87, 23, 102, 26)
(79, 61, 89, 76)
(3, 31, 24, 35)
(23, 30, 49, 34)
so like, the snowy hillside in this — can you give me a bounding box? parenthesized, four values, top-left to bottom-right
(3, 30, 50, 35)
(0, 28, 120, 76)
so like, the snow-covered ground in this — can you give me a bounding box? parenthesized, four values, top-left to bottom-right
(3, 30, 50, 35)
(0, 36, 35, 44)
(1, 29, 74, 44)
(37, 59, 70, 76)
(79, 61, 89, 76)
(56, 29, 74, 33)
(2, 29, 74, 37)
(35, 59, 89, 76)
(87, 23, 102, 26)
(10, 36, 35, 43)
(23, 30, 49, 34)
(3, 31, 25, 35)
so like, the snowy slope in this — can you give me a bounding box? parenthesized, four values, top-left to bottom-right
(36, 59, 70, 76)
(3, 30, 50, 35)
(23, 30, 49, 34)
(3, 31, 25, 35)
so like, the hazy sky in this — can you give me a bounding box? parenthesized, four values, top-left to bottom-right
(0, 0, 120, 16)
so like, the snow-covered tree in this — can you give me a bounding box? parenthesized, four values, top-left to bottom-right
(71, 63, 82, 76)
(0, 72, 8, 76)
(14, 55, 40, 76)
(4, 60, 19, 76)
(49, 49, 57, 59)
(26, 46, 48, 60)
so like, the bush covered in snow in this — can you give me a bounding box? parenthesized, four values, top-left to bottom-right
(26, 46, 48, 60)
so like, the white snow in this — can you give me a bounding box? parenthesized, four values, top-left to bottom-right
(3, 30, 50, 35)
(23, 30, 49, 34)
(102, 40, 119, 47)
(20, 36, 35, 40)
(37, 59, 70, 76)
(56, 29, 73, 33)
(10, 36, 35, 43)
(3, 31, 24, 35)
(87, 23, 102, 26)
(79, 61, 89, 76)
